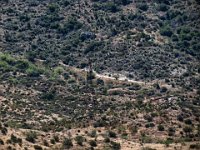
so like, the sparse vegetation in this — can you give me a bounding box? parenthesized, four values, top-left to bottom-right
(62, 138, 73, 149)
(25, 131, 37, 143)
(0, 0, 199, 149)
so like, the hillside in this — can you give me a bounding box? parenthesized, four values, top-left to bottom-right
(0, 0, 200, 150)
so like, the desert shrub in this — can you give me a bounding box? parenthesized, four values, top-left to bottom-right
(160, 86, 168, 93)
(75, 135, 84, 146)
(158, 124, 165, 131)
(87, 71, 96, 80)
(171, 34, 179, 41)
(144, 115, 153, 122)
(63, 72, 70, 80)
(145, 123, 155, 128)
(106, 2, 119, 13)
(166, 10, 181, 20)
(128, 83, 141, 90)
(15, 60, 29, 70)
(120, 0, 132, 5)
(93, 119, 106, 128)
(58, 17, 82, 34)
(142, 147, 156, 150)
(184, 119, 192, 125)
(10, 134, 22, 145)
(26, 66, 41, 77)
(160, 26, 173, 37)
(157, 3, 169, 11)
(19, 14, 30, 22)
(41, 90, 56, 101)
(89, 140, 97, 147)
(168, 127, 175, 136)
(50, 139, 55, 144)
(6, 146, 13, 150)
(104, 137, 110, 143)
(108, 131, 117, 138)
(137, 3, 148, 11)
(0, 138, 4, 145)
(26, 51, 37, 62)
(62, 0, 70, 6)
(53, 135, 59, 142)
(54, 67, 64, 75)
(43, 140, 49, 147)
(183, 126, 193, 135)
(1, 127, 8, 135)
(190, 144, 200, 149)
(25, 131, 37, 143)
(34, 145, 43, 150)
(48, 4, 59, 13)
(84, 41, 103, 54)
(0, 61, 9, 71)
(96, 78, 104, 85)
(0, 53, 15, 66)
(110, 141, 121, 150)
(89, 130, 97, 138)
(130, 125, 138, 134)
(62, 138, 73, 149)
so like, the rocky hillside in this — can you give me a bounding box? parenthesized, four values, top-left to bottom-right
(0, 0, 200, 150)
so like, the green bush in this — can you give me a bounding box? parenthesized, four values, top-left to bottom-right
(89, 130, 97, 138)
(41, 90, 56, 101)
(190, 143, 200, 149)
(0, 138, 4, 145)
(160, 26, 173, 37)
(160, 86, 168, 93)
(48, 4, 59, 13)
(108, 131, 117, 138)
(25, 131, 37, 143)
(137, 3, 148, 11)
(50, 139, 55, 144)
(10, 134, 22, 145)
(157, 4, 169, 11)
(58, 17, 82, 34)
(75, 136, 84, 146)
(104, 137, 110, 143)
(89, 140, 97, 147)
(84, 41, 103, 54)
(145, 123, 155, 128)
(1, 127, 8, 135)
(34, 145, 43, 150)
(26, 65, 42, 77)
(0, 53, 15, 66)
(16, 60, 29, 70)
(183, 126, 192, 135)
(105, 2, 119, 13)
(62, 138, 73, 149)
(53, 135, 59, 142)
(157, 124, 165, 131)
(184, 119, 192, 125)
(110, 141, 121, 150)
(43, 140, 49, 147)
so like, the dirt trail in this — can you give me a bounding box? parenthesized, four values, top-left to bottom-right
(59, 62, 147, 85)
